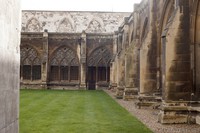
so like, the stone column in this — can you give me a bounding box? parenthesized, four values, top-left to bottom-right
(158, 0, 192, 124)
(41, 30, 48, 88)
(124, 47, 139, 100)
(116, 52, 125, 99)
(123, 18, 138, 100)
(0, 0, 20, 133)
(137, 0, 161, 108)
(110, 31, 118, 90)
(80, 31, 87, 89)
(115, 28, 125, 99)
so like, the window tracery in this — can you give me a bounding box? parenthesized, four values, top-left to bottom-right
(50, 46, 79, 81)
(88, 47, 112, 67)
(26, 18, 41, 32)
(20, 46, 41, 80)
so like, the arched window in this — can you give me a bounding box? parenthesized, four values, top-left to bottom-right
(50, 46, 79, 81)
(88, 47, 112, 82)
(20, 46, 41, 80)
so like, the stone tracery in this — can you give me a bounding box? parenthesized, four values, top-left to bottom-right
(88, 47, 112, 66)
(26, 18, 41, 32)
(57, 17, 75, 32)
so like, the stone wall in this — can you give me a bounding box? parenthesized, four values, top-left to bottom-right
(20, 11, 129, 90)
(111, 0, 200, 124)
(0, 0, 21, 133)
(21, 11, 130, 33)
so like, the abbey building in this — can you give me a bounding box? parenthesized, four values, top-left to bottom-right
(20, 0, 200, 125)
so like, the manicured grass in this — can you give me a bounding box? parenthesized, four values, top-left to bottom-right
(20, 90, 152, 133)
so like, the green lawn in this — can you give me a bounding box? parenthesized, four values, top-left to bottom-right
(20, 90, 152, 133)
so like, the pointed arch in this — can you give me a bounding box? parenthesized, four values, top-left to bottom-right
(159, 0, 176, 90)
(20, 45, 41, 65)
(20, 45, 41, 80)
(57, 17, 75, 32)
(86, 17, 105, 33)
(50, 46, 79, 66)
(49, 46, 79, 81)
(26, 17, 41, 32)
(160, 0, 175, 34)
(88, 46, 112, 67)
(87, 46, 111, 84)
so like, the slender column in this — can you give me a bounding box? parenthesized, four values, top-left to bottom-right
(110, 31, 118, 89)
(80, 31, 87, 89)
(41, 29, 48, 88)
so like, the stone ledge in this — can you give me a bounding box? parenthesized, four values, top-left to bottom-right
(158, 110, 188, 124)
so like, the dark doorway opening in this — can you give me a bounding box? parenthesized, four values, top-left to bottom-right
(87, 67, 96, 90)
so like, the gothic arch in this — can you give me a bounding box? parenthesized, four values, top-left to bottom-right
(86, 17, 105, 33)
(50, 46, 79, 66)
(20, 45, 41, 80)
(57, 17, 75, 32)
(160, 0, 175, 34)
(26, 17, 41, 32)
(20, 45, 41, 65)
(88, 46, 112, 67)
(49, 46, 79, 81)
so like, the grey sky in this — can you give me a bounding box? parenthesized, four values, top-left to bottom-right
(21, 0, 142, 12)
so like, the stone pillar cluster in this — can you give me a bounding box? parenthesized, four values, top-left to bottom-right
(110, 0, 200, 124)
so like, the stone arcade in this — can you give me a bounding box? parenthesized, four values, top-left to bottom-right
(111, 0, 200, 124)
(20, 11, 130, 90)
(20, 0, 200, 126)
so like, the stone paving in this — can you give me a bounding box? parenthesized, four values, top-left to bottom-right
(105, 90, 200, 133)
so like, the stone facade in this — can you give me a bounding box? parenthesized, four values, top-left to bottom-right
(20, 11, 130, 90)
(110, 0, 200, 124)
(0, 0, 21, 133)
(20, 0, 200, 125)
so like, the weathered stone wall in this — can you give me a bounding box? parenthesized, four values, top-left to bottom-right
(21, 11, 130, 33)
(0, 0, 21, 132)
(111, 0, 200, 124)
(20, 11, 129, 89)
(20, 32, 114, 89)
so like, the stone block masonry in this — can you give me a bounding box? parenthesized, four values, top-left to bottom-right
(0, 0, 21, 133)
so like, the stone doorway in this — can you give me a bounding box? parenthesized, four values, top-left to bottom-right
(87, 67, 96, 90)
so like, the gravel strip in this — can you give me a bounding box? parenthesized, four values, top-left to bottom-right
(104, 89, 200, 133)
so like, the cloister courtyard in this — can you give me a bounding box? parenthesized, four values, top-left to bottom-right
(20, 89, 152, 133)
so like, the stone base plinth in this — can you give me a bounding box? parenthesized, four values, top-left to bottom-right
(115, 86, 125, 99)
(158, 102, 189, 124)
(135, 95, 162, 109)
(80, 83, 86, 89)
(123, 87, 138, 100)
(109, 83, 117, 92)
